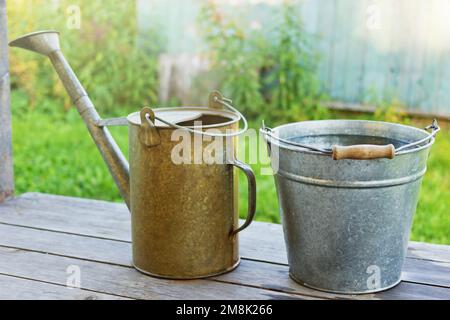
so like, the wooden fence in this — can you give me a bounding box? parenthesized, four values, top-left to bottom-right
(137, 0, 450, 117)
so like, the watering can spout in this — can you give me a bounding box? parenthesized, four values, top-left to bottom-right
(9, 30, 61, 56)
(10, 31, 131, 209)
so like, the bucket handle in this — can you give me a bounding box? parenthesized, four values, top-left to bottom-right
(261, 119, 440, 160)
(230, 159, 257, 236)
(332, 144, 395, 160)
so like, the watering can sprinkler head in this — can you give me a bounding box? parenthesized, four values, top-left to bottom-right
(9, 30, 61, 56)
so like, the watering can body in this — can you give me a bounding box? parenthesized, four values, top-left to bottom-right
(127, 107, 253, 278)
(10, 31, 256, 279)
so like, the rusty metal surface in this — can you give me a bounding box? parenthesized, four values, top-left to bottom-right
(0, 0, 14, 203)
(127, 104, 257, 278)
(129, 119, 241, 278)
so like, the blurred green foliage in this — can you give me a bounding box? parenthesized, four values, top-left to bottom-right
(265, 3, 328, 121)
(197, 1, 265, 118)
(198, 1, 327, 122)
(6, 1, 449, 244)
(8, 0, 159, 116)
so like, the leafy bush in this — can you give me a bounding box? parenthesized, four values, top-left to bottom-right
(197, 1, 265, 118)
(263, 2, 327, 121)
(197, 0, 327, 122)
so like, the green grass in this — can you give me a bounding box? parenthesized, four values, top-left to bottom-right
(11, 106, 450, 245)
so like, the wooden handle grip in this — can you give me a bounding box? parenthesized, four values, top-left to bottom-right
(332, 144, 395, 160)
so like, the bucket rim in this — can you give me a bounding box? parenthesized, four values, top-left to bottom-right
(265, 119, 435, 156)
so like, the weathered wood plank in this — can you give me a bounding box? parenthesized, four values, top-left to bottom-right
(367, 282, 450, 300)
(1, 193, 449, 264)
(0, 274, 130, 300)
(0, 0, 14, 203)
(0, 247, 305, 300)
(0, 223, 132, 266)
(402, 258, 450, 288)
(0, 193, 131, 240)
(314, 0, 333, 93)
(340, 0, 369, 102)
(407, 241, 450, 264)
(212, 260, 450, 300)
(0, 0, 8, 77)
(0, 221, 449, 299)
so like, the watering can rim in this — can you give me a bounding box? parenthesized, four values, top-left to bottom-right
(267, 119, 429, 134)
(9, 30, 61, 53)
(127, 106, 240, 129)
(9, 30, 60, 43)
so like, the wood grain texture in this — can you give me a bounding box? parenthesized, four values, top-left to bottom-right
(0, 274, 130, 300)
(212, 260, 450, 300)
(0, 193, 131, 241)
(0, 0, 14, 203)
(0, 193, 449, 300)
(0, 224, 448, 300)
(1, 193, 449, 264)
(0, 247, 304, 300)
(0, 223, 132, 266)
(402, 258, 450, 288)
(407, 241, 450, 263)
(332, 144, 395, 160)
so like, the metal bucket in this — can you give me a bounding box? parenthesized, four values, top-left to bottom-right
(262, 120, 439, 294)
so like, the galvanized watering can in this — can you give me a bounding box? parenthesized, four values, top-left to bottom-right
(10, 31, 257, 279)
(262, 119, 439, 293)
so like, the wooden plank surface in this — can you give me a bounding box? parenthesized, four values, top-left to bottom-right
(0, 221, 448, 300)
(0, 274, 130, 300)
(0, 193, 449, 300)
(0, 247, 304, 300)
(1, 193, 449, 264)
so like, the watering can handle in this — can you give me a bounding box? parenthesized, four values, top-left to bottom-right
(332, 144, 395, 160)
(230, 159, 257, 236)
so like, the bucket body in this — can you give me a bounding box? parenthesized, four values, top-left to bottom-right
(266, 120, 434, 293)
(127, 107, 247, 279)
